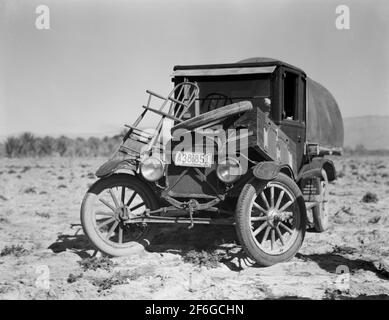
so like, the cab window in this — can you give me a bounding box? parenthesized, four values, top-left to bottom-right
(282, 72, 299, 121)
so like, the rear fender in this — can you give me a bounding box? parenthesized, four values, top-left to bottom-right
(95, 159, 137, 178)
(296, 157, 336, 183)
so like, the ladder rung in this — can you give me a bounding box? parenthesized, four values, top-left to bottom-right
(119, 145, 141, 154)
(146, 89, 166, 100)
(133, 132, 152, 140)
(119, 144, 164, 158)
(146, 90, 189, 108)
(129, 136, 149, 144)
(124, 124, 141, 131)
(124, 124, 153, 139)
(124, 124, 151, 134)
(142, 106, 183, 122)
(168, 96, 190, 108)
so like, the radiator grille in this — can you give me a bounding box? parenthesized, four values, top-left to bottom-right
(166, 165, 222, 198)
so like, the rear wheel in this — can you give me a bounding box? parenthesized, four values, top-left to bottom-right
(235, 173, 306, 266)
(80, 174, 159, 257)
(312, 169, 329, 232)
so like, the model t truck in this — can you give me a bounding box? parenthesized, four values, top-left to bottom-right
(81, 57, 343, 266)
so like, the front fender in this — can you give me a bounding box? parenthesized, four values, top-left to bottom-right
(252, 161, 294, 181)
(95, 159, 137, 178)
(228, 161, 294, 197)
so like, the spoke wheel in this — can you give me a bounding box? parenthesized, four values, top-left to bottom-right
(81, 174, 159, 256)
(312, 169, 329, 232)
(249, 181, 298, 255)
(95, 186, 148, 244)
(235, 173, 306, 266)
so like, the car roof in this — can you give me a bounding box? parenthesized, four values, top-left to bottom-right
(173, 57, 305, 75)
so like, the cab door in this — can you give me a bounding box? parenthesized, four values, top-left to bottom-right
(279, 68, 306, 170)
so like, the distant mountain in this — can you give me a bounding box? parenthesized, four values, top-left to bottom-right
(343, 115, 389, 150)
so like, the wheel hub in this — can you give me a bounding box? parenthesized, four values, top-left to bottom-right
(115, 205, 130, 221)
(266, 209, 281, 227)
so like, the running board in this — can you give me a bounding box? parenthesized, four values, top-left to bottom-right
(125, 215, 235, 226)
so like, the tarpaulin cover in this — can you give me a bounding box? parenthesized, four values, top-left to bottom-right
(306, 78, 344, 148)
(171, 66, 276, 77)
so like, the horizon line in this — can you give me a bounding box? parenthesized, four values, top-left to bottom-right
(1, 113, 389, 141)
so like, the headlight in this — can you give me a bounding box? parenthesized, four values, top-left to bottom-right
(140, 156, 165, 181)
(216, 158, 242, 183)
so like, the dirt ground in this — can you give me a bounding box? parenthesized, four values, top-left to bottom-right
(0, 156, 388, 300)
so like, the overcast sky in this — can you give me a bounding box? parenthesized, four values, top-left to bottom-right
(1, 0, 388, 138)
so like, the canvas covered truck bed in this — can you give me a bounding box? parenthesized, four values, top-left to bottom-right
(306, 78, 344, 152)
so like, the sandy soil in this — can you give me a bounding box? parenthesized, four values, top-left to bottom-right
(0, 156, 388, 300)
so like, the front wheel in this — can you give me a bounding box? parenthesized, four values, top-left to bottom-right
(80, 174, 159, 257)
(235, 173, 307, 266)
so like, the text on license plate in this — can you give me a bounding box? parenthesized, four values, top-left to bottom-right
(174, 152, 213, 167)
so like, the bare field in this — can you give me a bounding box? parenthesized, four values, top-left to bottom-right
(0, 156, 389, 299)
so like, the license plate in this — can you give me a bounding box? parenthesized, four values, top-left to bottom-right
(174, 151, 213, 168)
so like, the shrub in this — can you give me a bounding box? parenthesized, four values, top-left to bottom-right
(1, 244, 29, 257)
(78, 256, 114, 271)
(91, 270, 142, 291)
(36, 212, 50, 219)
(39, 136, 57, 156)
(91, 272, 129, 291)
(5, 136, 22, 157)
(56, 136, 70, 156)
(67, 273, 83, 283)
(24, 187, 37, 194)
(19, 132, 37, 156)
(183, 250, 222, 269)
(368, 215, 381, 224)
(2, 130, 124, 158)
(361, 192, 379, 203)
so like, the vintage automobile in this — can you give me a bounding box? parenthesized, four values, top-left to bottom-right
(80, 57, 343, 266)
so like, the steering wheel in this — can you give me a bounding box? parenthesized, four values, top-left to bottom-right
(202, 93, 233, 113)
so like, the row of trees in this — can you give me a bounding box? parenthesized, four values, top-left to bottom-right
(343, 144, 389, 156)
(2, 133, 389, 158)
(3, 132, 124, 157)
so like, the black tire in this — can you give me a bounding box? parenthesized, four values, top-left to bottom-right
(80, 174, 159, 257)
(312, 169, 329, 232)
(235, 173, 306, 266)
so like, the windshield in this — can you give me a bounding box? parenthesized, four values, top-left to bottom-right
(179, 74, 271, 118)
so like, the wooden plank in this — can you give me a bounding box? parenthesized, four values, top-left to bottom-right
(172, 101, 253, 131)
